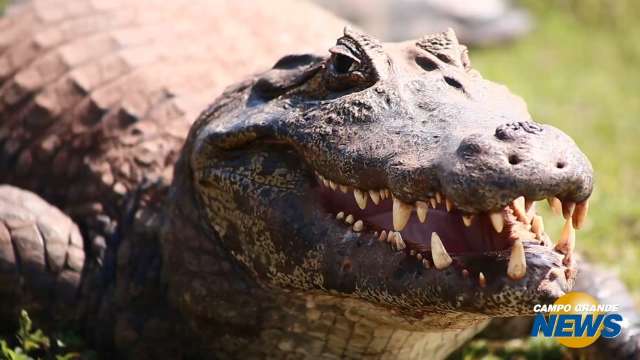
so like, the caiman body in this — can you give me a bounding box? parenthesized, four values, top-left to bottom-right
(0, 0, 638, 359)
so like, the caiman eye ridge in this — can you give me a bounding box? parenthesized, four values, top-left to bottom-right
(315, 172, 589, 285)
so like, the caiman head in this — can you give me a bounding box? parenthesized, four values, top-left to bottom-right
(169, 28, 593, 326)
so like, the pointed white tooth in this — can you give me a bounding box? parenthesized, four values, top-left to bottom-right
(415, 201, 428, 223)
(339, 184, 349, 193)
(547, 197, 562, 216)
(572, 200, 589, 229)
(507, 239, 527, 280)
(369, 190, 381, 205)
(489, 212, 504, 233)
(531, 215, 544, 238)
(345, 214, 354, 224)
(525, 199, 534, 211)
(445, 198, 453, 212)
(378, 189, 386, 200)
(562, 201, 576, 220)
(378, 230, 387, 241)
(435, 192, 442, 204)
(512, 196, 528, 222)
(329, 180, 337, 191)
(387, 231, 395, 243)
(556, 218, 575, 254)
(323, 179, 330, 187)
(478, 272, 487, 288)
(353, 220, 363, 232)
(416, 253, 423, 261)
(429, 198, 437, 209)
(422, 259, 430, 269)
(394, 232, 406, 250)
(526, 201, 536, 223)
(409, 249, 416, 256)
(430, 232, 452, 270)
(384, 189, 391, 199)
(462, 215, 474, 227)
(353, 188, 368, 210)
(393, 197, 413, 231)
(336, 212, 345, 220)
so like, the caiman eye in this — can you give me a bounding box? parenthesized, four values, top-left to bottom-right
(332, 53, 359, 74)
(325, 45, 367, 91)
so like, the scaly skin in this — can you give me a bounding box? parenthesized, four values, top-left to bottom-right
(0, 0, 638, 359)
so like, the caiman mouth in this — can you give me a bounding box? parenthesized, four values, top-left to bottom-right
(313, 172, 588, 286)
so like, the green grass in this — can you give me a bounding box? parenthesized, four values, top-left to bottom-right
(472, 1, 640, 296)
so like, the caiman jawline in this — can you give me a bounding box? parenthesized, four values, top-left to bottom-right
(314, 171, 588, 286)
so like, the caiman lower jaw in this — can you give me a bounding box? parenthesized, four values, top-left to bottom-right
(314, 172, 588, 287)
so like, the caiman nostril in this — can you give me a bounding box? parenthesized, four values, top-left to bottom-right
(556, 161, 567, 169)
(508, 154, 521, 165)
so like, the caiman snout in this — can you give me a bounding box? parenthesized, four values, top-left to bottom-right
(446, 121, 594, 213)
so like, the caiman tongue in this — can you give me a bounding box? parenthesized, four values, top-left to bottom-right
(318, 187, 511, 254)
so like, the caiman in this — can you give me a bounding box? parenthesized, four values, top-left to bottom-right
(0, 0, 638, 358)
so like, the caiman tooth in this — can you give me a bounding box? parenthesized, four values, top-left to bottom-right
(328, 180, 337, 191)
(336, 212, 345, 220)
(354, 188, 368, 210)
(478, 272, 487, 288)
(322, 178, 330, 188)
(415, 201, 428, 223)
(526, 201, 536, 223)
(339, 184, 349, 193)
(562, 201, 576, 220)
(556, 217, 575, 254)
(489, 212, 504, 233)
(431, 232, 452, 269)
(507, 239, 527, 280)
(392, 197, 413, 231)
(378, 230, 387, 241)
(531, 215, 544, 238)
(422, 259, 430, 269)
(429, 198, 437, 209)
(416, 253, 423, 261)
(513, 196, 527, 222)
(525, 199, 534, 211)
(462, 215, 474, 227)
(435, 192, 442, 204)
(394, 232, 406, 250)
(547, 197, 562, 216)
(369, 190, 381, 205)
(572, 199, 589, 229)
(387, 231, 395, 243)
(352, 220, 363, 232)
(445, 198, 453, 212)
(345, 214, 355, 224)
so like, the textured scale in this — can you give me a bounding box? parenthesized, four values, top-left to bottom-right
(0, 0, 343, 218)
